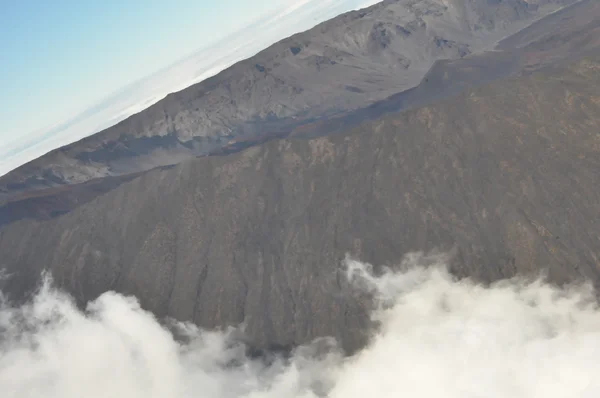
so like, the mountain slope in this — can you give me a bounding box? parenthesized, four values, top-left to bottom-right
(289, 0, 600, 139)
(2, 54, 599, 352)
(1, 0, 596, 227)
(0, 0, 577, 198)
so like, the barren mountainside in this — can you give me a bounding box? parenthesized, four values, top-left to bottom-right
(0, 0, 577, 197)
(2, 54, 599, 352)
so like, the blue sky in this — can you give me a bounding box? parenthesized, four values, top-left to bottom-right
(0, 0, 288, 140)
(0, 0, 380, 175)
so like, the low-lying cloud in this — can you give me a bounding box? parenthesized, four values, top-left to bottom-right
(2, 253, 600, 397)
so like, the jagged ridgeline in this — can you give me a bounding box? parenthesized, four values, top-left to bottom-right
(0, 0, 579, 198)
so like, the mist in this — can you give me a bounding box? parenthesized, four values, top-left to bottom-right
(2, 253, 600, 397)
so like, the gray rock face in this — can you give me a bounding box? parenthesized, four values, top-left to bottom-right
(2, 54, 600, 352)
(0, 0, 576, 197)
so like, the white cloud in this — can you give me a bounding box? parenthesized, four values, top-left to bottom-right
(0, 0, 382, 177)
(2, 252, 600, 397)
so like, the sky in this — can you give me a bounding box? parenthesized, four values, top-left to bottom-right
(0, 0, 286, 141)
(0, 0, 381, 176)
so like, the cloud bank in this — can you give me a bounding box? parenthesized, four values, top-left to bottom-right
(0, 0, 382, 177)
(2, 253, 600, 397)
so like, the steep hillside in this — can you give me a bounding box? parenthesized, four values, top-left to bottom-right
(2, 55, 599, 352)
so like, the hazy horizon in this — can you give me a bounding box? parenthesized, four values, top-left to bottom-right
(0, 0, 381, 177)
